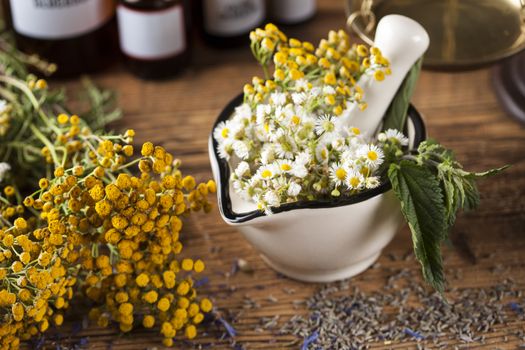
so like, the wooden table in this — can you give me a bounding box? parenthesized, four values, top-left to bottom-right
(48, 1, 525, 349)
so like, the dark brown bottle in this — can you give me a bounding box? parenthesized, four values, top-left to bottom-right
(198, 0, 265, 48)
(3, 0, 118, 79)
(117, 0, 191, 80)
(269, 0, 317, 25)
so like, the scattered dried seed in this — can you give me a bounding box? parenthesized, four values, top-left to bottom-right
(280, 270, 524, 350)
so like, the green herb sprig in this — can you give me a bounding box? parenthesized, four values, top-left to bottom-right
(382, 61, 507, 293)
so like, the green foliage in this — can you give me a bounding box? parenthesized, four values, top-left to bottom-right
(388, 160, 447, 293)
(382, 58, 422, 132)
(386, 139, 507, 293)
(0, 21, 121, 191)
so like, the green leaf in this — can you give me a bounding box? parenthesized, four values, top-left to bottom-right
(462, 165, 510, 179)
(462, 177, 480, 211)
(382, 58, 423, 132)
(388, 160, 447, 293)
(442, 176, 460, 228)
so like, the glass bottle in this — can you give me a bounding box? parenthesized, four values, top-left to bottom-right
(117, 0, 190, 80)
(3, 0, 118, 78)
(199, 0, 265, 48)
(269, 0, 317, 25)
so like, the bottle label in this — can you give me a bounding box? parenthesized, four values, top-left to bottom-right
(117, 5, 186, 60)
(204, 0, 264, 37)
(9, 0, 114, 40)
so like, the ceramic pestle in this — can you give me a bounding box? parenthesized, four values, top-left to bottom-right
(343, 15, 429, 135)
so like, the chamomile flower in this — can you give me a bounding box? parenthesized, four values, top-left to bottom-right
(264, 190, 281, 207)
(329, 163, 348, 186)
(295, 151, 312, 166)
(274, 135, 296, 159)
(315, 143, 330, 163)
(315, 114, 336, 136)
(261, 146, 276, 164)
(257, 164, 278, 180)
(287, 182, 302, 196)
(365, 176, 381, 189)
(346, 170, 364, 190)
(217, 140, 234, 160)
(287, 114, 303, 128)
(358, 144, 384, 169)
(270, 92, 287, 106)
(213, 121, 232, 142)
(291, 92, 308, 105)
(275, 159, 294, 173)
(291, 163, 308, 178)
(384, 129, 409, 146)
(256, 104, 272, 125)
(232, 140, 250, 159)
(234, 161, 251, 178)
(234, 103, 252, 119)
(294, 78, 309, 91)
(323, 86, 336, 95)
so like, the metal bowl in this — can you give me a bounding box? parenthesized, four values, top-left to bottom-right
(345, 0, 525, 69)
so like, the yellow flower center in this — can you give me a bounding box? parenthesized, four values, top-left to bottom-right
(349, 177, 360, 187)
(351, 127, 360, 135)
(280, 163, 292, 171)
(291, 115, 301, 125)
(261, 169, 273, 178)
(221, 128, 229, 138)
(367, 151, 378, 161)
(335, 168, 347, 180)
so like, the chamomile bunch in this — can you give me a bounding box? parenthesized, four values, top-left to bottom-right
(215, 25, 392, 213)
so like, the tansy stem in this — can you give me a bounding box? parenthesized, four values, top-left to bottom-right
(29, 123, 59, 166)
(262, 64, 270, 80)
(0, 74, 61, 134)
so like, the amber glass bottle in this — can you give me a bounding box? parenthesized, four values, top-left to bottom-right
(198, 0, 265, 48)
(117, 0, 190, 80)
(3, 0, 118, 78)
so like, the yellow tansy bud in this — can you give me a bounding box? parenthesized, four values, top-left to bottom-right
(141, 142, 154, 156)
(200, 298, 213, 313)
(57, 113, 69, 124)
(157, 297, 170, 312)
(194, 259, 205, 273)
(143, 315, 155, 328)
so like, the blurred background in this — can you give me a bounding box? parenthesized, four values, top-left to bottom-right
(2, 0, 525, 122)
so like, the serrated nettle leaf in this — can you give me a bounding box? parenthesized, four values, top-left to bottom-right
(463, 177, 481, 211)
(442, 176, 459, 228)
(388, 161, 447, 293)
(382, 58, 423, 132)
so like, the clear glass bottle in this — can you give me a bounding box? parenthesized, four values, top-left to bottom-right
(199, 0, 265, 48)
(3, 0, 118, 78)
(117, 0, 191, 79)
